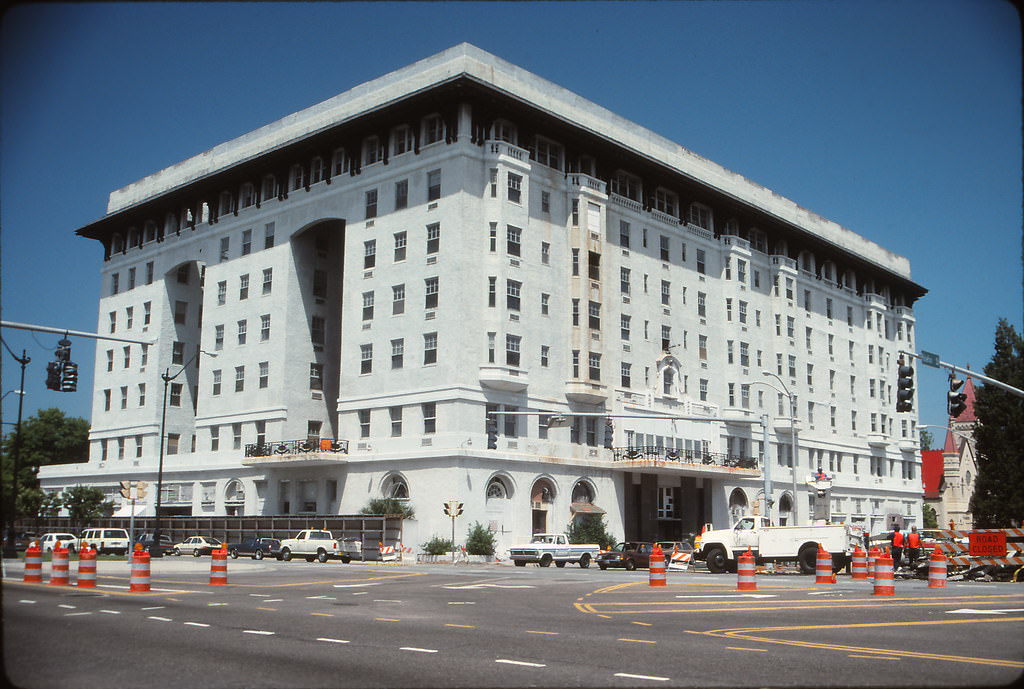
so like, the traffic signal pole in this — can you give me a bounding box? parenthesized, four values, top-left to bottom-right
(900, 350, 1024, 399)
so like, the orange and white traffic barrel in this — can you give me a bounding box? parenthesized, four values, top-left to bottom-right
(736, 548, 757, 591)
(77, 544, 97, 588)
(867, 546, 880, 580)
(210, 545, 228, 585)
(23, 542, 43, 583)
(815, 544, 834, 584)
(130, 545, 151, 592)
(928, 550, 947, 588)
(50, 546, 70, 586)
(648, 544, 666, 587)
(850, 546, 868, 580)
(873, 552, 895, 596)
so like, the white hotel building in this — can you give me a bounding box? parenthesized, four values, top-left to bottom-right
(41, 44, 926, 551)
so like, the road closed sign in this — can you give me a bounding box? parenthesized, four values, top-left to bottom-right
(969, 530, 1007, 557)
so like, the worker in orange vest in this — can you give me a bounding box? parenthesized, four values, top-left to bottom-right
(905, 526, 921, 567)
(891, 526, 905, 568)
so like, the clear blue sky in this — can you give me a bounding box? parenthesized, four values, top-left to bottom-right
(2, 1, 1020, 443)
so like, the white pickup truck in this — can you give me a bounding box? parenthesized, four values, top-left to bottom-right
(509, 533, 600, 568)
(695, 515, 865, 574)
(279, 529, 351, 563)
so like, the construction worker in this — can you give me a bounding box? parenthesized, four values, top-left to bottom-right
(891, 525, 905, 569)
(905, 526, 921, 567)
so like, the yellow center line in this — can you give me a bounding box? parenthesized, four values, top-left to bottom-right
(526, 630, 559, 635)
(256, 607, 277, 611)
(445, 624, 475, 629)
(727, 647, 768, 652)
(310, 612, 334, 617)
(618, 638, 656, 644)
(376, 618, 400, 622)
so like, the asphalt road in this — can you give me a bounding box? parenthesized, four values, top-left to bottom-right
(3, 557, 1023, 688)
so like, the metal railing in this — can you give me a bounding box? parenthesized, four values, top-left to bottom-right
(244, 438, 349, 458)
(612, 445, 758, 470)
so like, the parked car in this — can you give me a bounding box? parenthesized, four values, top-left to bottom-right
(173, 536, 223, 557)
(134, 533, 174, 555)
(79, 528, 130, 555)
(38, 532, 78, 553)
(227, 537, 281, 560)
(2, 532, 38, 551)
(597, 542, 653, 570)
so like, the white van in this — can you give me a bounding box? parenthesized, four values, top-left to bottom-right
(79, 528, 130, 555)
(38, 532, 78, 552)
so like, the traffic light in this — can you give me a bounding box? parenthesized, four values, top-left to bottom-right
(947, 375, 968, 418)
(486, 417, 498, 449)
(60, 362, 78, 392)
(120, 481, 132, 498)
(443, 500, 463, 517)
(45, 361, 63, 390)
(895, 357, 914, 412)
(604, 419, 614, 449)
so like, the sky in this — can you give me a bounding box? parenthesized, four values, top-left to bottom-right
(1, 1, 1020, 444)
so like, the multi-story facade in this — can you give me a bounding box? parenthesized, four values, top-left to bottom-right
(40, 44, 926, 551)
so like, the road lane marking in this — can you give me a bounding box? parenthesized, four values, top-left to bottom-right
(100, 610, 120, 614)
(675, 594, 776, 599)
(448, 601, 475, 605)
(256, 607, 277, 611)
(311, 612, 334, 617)
(250, 593, 270, 597)
(147, 616, 172, 622)
(849, 654, 899, 660)
(264, 599, 283, 603)
(947, 608, 1024, 614)
(243, 630, 275, 635)
(444, 583, 534, 589)
(374, 599, 403, 603)
(317, 638, 350, 644)
(19, 600, 36, 604)
(400, 647, 438, 653)
(58, 604, 76, 609)
(632, 621, 652, 626)
(141, 606, 165, 611)
(65, 612, 92, 617)
(727, 647, 768, 652)
(526, 630, 558, 635)
(208, 603, 228, 606)
(496, 659, 545, 668)
(184, 622, 210, 627)
(333, 583, 381, 588)
(614, 673, 670, 682)
(375, 618, 400, 622)
(445, 624, 475, 629)
(618, 638, 656, 644)
(306, 596, 336, 600)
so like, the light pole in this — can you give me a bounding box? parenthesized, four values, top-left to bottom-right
(761, 371, 800, 526)
(2, 349, 29, 559)
(152, 349, 216, 557)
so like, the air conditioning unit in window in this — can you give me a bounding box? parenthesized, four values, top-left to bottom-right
(532, 501, 543, 509)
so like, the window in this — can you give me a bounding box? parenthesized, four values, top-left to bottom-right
(611, 171, 640, 200)
(358, 410, 371, 438)
(541, 241, 550, 265)
(214, 324, 225, 350)
(571, 249, 580, 276)
(264, 222, 275, 249)
(423, 114, 444, 145)
(392, 284, 405, 315)
(143, 301, 151, 326)
(426, 223, 440, 254)
(260, 314, 271, 341)
(620, 268, 630, 295)
(360, 344, 373, 374)
(534, 137, 562, 169)
(237, 320, 247, 345)
(365, 189, 378, 219)
(259, 361, 269, 388)
(262, 268, 272, 294)
(394, 232, 407, 262)
(422, 402, 436, 434)
(167, 434, 180, 455)
(174, 300, 187, 325)
(423, 332, 437, 364)
(489, 168, 498, 198)
(507, 172, 522, 203)
(123, 346, 131, 369)
(364, 240, 376, 269)
(309, 363, 323, 390)
(488, 277, 496, 307)
(362, 291, 375, 321)
(489, 223, 497, 252)
(654, 189, 677, 216)
(571, 298, 580, 326)
(540, 345, 550, 368)
(540, 292, 550, 316)
(425, 277, 439, 309)
(696, 249, 706, 275)
(621, 362, 632, 388)
(242, 229, 252, 256)
(506, 334, 521, 367)
(588, 301, 601, 330)
(506, 280, 521, 311)
(390, 407, 403, 437)
(699, 334, 708, 361)
(217, 281, 227, 305)
(688, 204, 712, 230)
(103, 389, 111, 411)
(620, 220, 631, 248)
(660, 235, 670, 261)
(106, 349, 114, 372)
(111, 273, 120, 295)
(506, 225, 521, 256)
(662, 325, 672, 352)
(239, 274, 249, 300)
(621, 315, 631, 340)
(661, 280, 671, 306)
(234, 366, 245, 392)
(395, 179, 408, 210)
(427, 169, 441, 201)
(588, 251, 601, 280)
(541, 190, 550, 213)
(313, 270, 327, 299)
(311, 316, 325, 345)
(145, 262, 154, 284)
(169, 383, 182, 407)
(588, 352, 601, 381)
(172, 341, 185, 365)
(364, 136, 383, 165)
(739, 300, 748, 324)
(393, 125, 414, 155)
(220, 237, 230, 262)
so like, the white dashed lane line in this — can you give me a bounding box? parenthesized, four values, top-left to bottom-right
(147, 616, 173, 622)
(184, 622, 210, 628)
(401, 647, 438, 654)
(317, 638, 350, 644)
(243, 630, 275, 636)
(19, 600, 36, 604)
(495, 659, 546, 668)
(58, 604, 76, 609)
(615, 673, 671, 682)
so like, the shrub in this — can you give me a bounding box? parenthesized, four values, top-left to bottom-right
(465, 521, 496, 556)
(566, 514, 616, 550)
(422, 536, 454, 555)
(360, 498, 415, 519)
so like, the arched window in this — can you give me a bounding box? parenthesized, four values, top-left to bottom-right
(382, 474, 409, 500)
(225, 479, 245, 503)
(111, 233, 124, 253)
(262, 175, 278, 200)
(310, 157, 324, 184)
(728, 488, 748, 524)
(127, 228, 140, 249)
(571, 480, 594, 504)
(239, 183, 255, 209)
(219, 191, 234, 216)
(531, 478, 555, 506)
(777, 493, 793, 526)
(486, 475, 510, 500)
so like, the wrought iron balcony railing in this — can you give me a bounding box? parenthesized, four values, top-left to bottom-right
(611, 445, 758, 470)
(244, 438, 349, 458)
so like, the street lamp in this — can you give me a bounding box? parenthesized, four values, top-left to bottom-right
(152, 349, 216, 557)
(761, 371, 800, 526)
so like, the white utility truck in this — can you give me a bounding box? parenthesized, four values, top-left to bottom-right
(509, 533, 600, 568)
(694, 515, 865, 574)
(279, 529, 349, 563)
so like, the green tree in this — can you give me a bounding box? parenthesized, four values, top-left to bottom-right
(465, 521, 496, 556)
(62, 485, 114, 524)
(969, 319, 1024, 527)
(919, 428, 935, 451)
(922, 504, 938, 528)
(359, 497, 415, 519)
(566, 514, 616, 550)
(421, 535, 453, 555)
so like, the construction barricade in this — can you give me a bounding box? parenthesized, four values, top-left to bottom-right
(77, 544, 97, 588)
(130, 546, 151, 593)
(648, 544, 666, 587)
(736, 549, 757, 591)
(379, 542, 398, 562)
(928, 550, 948, 588)
(210, 545, 228, 585)
(850, 546, 868, 579)
(873, 551, 895, 596)
(23, 543, 42, 583)
(867, 546, 879, 581)
(668, 548, 691, 571)
(49, 546, 70, 586)
(815, 544, 834, 584)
